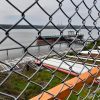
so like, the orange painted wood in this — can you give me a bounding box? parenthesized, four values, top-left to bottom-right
(30, 67, 100, 100)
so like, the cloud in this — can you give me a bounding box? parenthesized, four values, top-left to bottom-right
(0, 0, 99, 26)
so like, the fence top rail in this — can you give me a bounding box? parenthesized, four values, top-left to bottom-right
(1, 24, 100, 29)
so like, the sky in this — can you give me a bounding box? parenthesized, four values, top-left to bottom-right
(0, 0, 100, 26)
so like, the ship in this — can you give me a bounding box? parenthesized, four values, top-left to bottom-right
(37, 31, 84, 45)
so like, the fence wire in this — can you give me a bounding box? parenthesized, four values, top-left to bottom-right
(0, 0, 100, 100)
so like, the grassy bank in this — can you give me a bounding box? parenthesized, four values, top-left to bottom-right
(83, 40, 100, 50)
(0, 65, 99, 100)
(0, 66, 74, 99)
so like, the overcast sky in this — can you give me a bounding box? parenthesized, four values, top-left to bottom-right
(0, 0, 100, 26)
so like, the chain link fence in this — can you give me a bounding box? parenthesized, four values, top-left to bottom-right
(0, 0, 100, 100)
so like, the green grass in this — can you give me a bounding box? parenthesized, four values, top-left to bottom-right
(0, 67, 99, 100)
(83, 40, 100, 50)
(0, 68, 71, 99)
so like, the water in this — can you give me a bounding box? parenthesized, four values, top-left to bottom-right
(0, 29, 99, 60)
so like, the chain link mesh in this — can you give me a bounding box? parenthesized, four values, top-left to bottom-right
(0, 0, 100, 100)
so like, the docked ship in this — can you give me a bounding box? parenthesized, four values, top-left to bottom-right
(37, 31, 84, 45)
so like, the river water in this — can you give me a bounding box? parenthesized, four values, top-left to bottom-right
(0, 29, 99, 60)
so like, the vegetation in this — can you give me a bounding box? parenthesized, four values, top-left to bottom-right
(0, 67, 73, 100)
(83, 40, 100, 50)
(0, 64, 99, 100)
